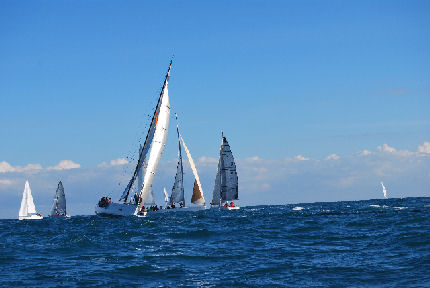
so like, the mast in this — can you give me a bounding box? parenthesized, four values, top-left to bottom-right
(120, 60, 172, 203)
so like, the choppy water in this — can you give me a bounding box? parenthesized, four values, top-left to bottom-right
(1, 197, 429, 287)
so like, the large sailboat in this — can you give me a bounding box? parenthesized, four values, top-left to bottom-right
(162, 114, 205, 212)
(95, 60, 172, 217)
(211, 132, 239, 210)
(18, 180, 43, 220)
(49, 181, 69, 217)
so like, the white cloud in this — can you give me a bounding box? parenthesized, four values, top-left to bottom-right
(294, 155, 309, 161)
(377, 144, 413, 156)
(418, 142, 430, 154)
(378, 144, 396, 153)
(0, 161, 43, 173)
(360, 150, 372, 156)
(0, 179, 13, 186)
(246, 156, 261, 161)
(0, 162, 14, 173)
(98, 158, 129, 168)
(198, 156, 218, 164)
(47, 160, 80, 171)
(110, 158, 128, 166)
(326, 154, 340, 160)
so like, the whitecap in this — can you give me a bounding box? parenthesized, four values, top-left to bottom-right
(369, 204, 380, 208)
(293, 206, 304, 211)
(393, 206, 407, 210)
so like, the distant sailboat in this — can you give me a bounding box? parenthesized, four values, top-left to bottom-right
(162, 114, 205, 212)
(211, 132, 239, 210)
(381, 182, 388, 199)
(95, 60, 172, 217)
(163, 187, 169, 207)
(50, 181, 69, 217)
(18, 180, 43, 220)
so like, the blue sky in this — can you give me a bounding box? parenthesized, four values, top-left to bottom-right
(0, 1, 429, 218)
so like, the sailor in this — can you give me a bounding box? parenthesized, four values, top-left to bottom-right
(172, 202, 176, 209)
(230, 202, 235, 207)
(224, 203, 228, 207)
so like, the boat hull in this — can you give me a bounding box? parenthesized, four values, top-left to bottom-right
(95, 203, 146, 217)
(19, 214, 43, 220)
(220, 206, 240, 210)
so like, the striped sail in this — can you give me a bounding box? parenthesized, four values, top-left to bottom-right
(212, 133, 238, 203)
(50, 181, 67, 216)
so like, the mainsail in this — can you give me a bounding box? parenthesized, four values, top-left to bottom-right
(134, 62, 171, 214)
(170, 117, 185, 205)
(212, 133, 238, 204)
(50, 181, 67, 216)
(119, 60, 172, 203)
(19, 180, 37, 218)
(180, 134, 205, 205)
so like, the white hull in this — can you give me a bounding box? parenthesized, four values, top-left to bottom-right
(211, 205, 240, 210)
(19, 214, 43, 220)
(95, 203, 147, 217)
(221, 206, 240, 210)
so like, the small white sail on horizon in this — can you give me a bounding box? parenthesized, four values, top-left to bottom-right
(163, 187, 169, 206)
(19, 180, 43, 220)
(381, 182, 388, 199)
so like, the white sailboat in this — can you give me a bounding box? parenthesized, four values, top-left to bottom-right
(211, 132, 239, 210)
(18, 180, 43, 220)
(95, 60, 172, 217)
(151, 114, 206, 213)
(49, 181, 70, 217)
(381, 181, 388, 199)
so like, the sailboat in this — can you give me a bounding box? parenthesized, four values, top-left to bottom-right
(95, 60, 172, 217)
(211, 132, 239, 210)
(381, 181, 388, 199)
(163, 114, 205, 212)
(18, 180, 43, 220)
(49, 181, 69, 217)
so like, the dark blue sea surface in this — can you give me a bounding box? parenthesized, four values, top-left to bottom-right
(1, 197, 429, 287)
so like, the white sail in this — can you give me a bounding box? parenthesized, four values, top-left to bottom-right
(163, 187, 169, 204)
(381, 182, 387, 199)
(135, 68, 170, 214)
(180, 134, 205, 205)
(19, 181, 39, 219)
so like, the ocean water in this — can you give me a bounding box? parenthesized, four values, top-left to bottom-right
(1, 197, 429, 287)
